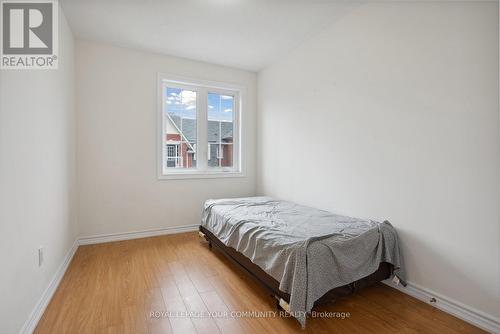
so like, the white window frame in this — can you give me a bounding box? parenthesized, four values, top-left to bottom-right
(157, 73, 244, 180)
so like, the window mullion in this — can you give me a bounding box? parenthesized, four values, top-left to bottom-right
(233, 91, 240, 173)
(197, 87, 208, 171)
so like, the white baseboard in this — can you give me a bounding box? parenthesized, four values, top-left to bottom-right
(384, 280, 500, 333)
(78, 224, 200, 245)
(19, 239, 79, 334)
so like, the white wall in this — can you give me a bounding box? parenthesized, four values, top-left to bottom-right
(0, 9, 77, 334)
(258, 1, 499, 321)
(76, 41, 257, 237)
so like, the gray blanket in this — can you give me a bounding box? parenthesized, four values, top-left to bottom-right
(201, 197, 405, 327)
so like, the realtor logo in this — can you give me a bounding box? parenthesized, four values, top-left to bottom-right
(1, 0, 58, 69)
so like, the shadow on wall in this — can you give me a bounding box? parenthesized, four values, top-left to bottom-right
(396, 227, 498, 314)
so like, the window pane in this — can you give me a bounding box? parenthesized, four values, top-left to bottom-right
(207, 92, 234, 168)
(164, 87, 197, 170)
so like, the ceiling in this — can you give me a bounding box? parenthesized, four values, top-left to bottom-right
(60, 0, 359, 71)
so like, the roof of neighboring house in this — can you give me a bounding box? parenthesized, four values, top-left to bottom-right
(169, 114, 233, 144)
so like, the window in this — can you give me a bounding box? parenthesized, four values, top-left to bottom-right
(163, 86, 197, 170)
(158, 74, 242, 179)
(166, 144, 180, 168)
(208, 92, 234, 168)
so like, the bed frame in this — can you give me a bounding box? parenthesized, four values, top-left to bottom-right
(199, 225, 392, 312)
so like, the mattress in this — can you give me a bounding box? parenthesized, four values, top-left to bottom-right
(201, 196, 405, 327)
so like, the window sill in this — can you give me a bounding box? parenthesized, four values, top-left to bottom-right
(158, 171, 245, 180)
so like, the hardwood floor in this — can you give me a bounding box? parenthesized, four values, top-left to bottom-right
(35, 232, 484, 334)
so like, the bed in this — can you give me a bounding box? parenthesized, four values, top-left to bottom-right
(200, 197, 405, 327)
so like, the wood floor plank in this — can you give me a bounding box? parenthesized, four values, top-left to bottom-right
(158, 274, 197, 334)
(182, 292, 221, 334)
(35, 232, 486, 334)
(199, 290, 248, 334)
